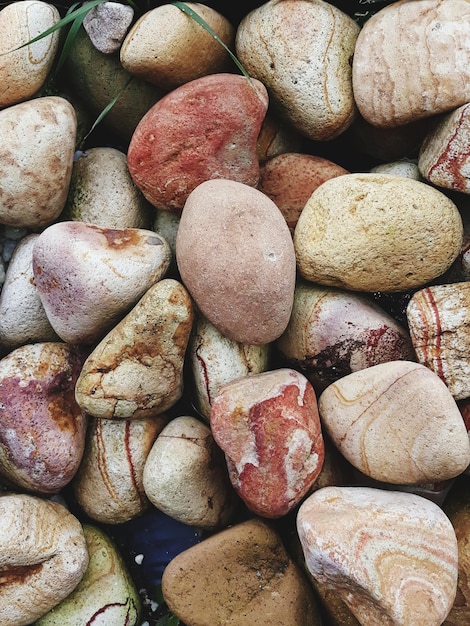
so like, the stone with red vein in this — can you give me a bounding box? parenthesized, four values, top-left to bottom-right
(210, 368, 324, 518)
(127, 73, 269, 213)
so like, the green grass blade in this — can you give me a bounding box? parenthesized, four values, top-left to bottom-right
(171, 1, 251, 81)
(53, 11, 86, 77)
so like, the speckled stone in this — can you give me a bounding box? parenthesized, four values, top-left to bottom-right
(83, 1, 134, 54)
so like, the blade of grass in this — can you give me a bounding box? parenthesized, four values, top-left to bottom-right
(171, 1, 251, 81)
(52, 9, 86, 77)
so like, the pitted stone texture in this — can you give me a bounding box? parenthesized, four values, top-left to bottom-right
(294, 173, 463, 292)
(83, 2, 134, 54)
(297, 486, 459, 626)
(407, 282, 470, 401)
(36, 524, 141, 626)
(120, 3, 235, 90)
(75, 279, 193, 418)
(0, 493, 89, 626)
(0, 1, 60, 108)
(73, 415, 168, 524)
(0, 96, 76, 229)
(32, 221, 171, 345)
(210, 368, 324, 518)
(318, 360, 470, 485)
(162, 517, 322, 626)
(276, 281, 416, 394)
(371, 159, 423, 181)
(352, 0, 470, 128)
(176, 178, 295, 345)
(419, 103, 470, 194)
(143, 415, 238, 530)
(0, 342, 87, 494)
(235, 0, 359, 141)
(127, 73, 268, 213)
(258, 153, 349, 235)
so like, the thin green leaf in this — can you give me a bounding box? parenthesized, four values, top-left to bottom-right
(155, 614, 180, 626)
(53, 11, 86, 77)
(171, 1, 251, 81)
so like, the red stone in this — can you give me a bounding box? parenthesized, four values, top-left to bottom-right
(210, 368, 324, 518)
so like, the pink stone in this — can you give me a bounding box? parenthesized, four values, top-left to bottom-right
(210, 368, 324, 518)
(127, 73, 269, 213)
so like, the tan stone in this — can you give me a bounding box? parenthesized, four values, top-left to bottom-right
(294, 173, 463, 292)
(318, 360, 470, 484)
(162, 517, 322, 625)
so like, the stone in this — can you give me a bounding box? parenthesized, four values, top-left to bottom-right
(0, 0, 60, 108)
(162, 517, 322, 626)
(0, 342, 87, 493)
(120, 3, 235, 90)
(143, 415, 238, 530)
(127, 73, 269, 213)
(407, 282, 470, 401)
(0, 96, 76, 229)
(188, 313, 270, 420)
(62, 147, 152, 229)
(294, 173, 463, 292)
(236, 0, 359, 141)
(318, 360, 470, 484)
(297, 486, 459, 626)
(256, 111, 303, 163)
(83, 1, 134, 54)
(370, 159, 423, 181)
(176, 178, 296, 345)
(0, 493, 88, 626)
(210, 368, 324, 518)
(36, 524, 141, 625)
(352, 0, 470, 127)
(419, 102, 470, 194)
(0, 234, 58, 350)
(75, 278, 193, 418)
(276, 280, 415, 393)
(258, 153, 349, 235)
(72, 415, 168, 524)
(32, 221, 171, 345)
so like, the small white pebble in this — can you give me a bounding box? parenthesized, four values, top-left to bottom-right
(134, 553, 144, 565)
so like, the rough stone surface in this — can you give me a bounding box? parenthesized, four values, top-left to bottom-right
(235, 0, 360, 141)
(162, 517, 322, 626)
(83, 1, 134, 54)
(297, 486, 459, 626)
(294, 173, 463, 292)
(127, 74, 269, 213)
(352, 0, 470, 127)
(75, 279, 193, 418)
(210, 368, 324, 518)
(176, 178, 296, 345)
(318, 360, 470, 484)
(32, 221, 171, 345)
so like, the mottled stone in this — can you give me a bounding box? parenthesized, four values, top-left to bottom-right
(0, 234, 58, 350)
(407, 282, 470, 401)
(236, 0, 359, 141)
(210, 368, 324, 518)
(276, 281, 415, 393)
(0, 96, 76, 228)
(0, 1, 60, 108)
(83, 1, 134, 54)
(318, 360, 470, 484)
(258, 153, 349, 235)
(120, 2, 235, 90)
(73, 415, 168, 524)
(143, 416, 238, 530)
(297, 486, 459, 626)
(419, 103, 470, 194)
(75, 279, 193, 418)
(127, 73, 268, 213)
(176, 179, 295, 345)
(0, 493, 88, 626)
(371, 159, 423, 181)
(162, 517, 322, 626)
(188, 313, 270, 420)
(0, 342, 87, 493)
(294, 173, 463, 292)
(352, 0, 470, 127)
(32, 221, 171, 345)
(62, 147, 152, 229)
(36, 524, 141, 625)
